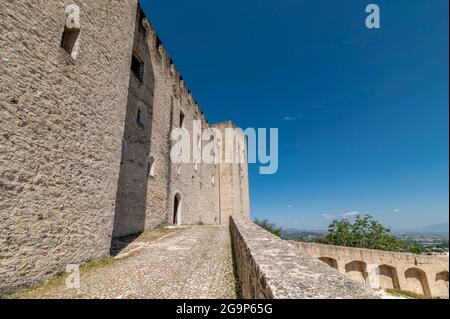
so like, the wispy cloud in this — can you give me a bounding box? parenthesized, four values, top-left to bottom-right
(321, 213, 336, 220)
(341, 211, 360, 218)
(287, 204, 294, 208)
(322, 210, 362, 220)
(393, 208, 400, 213)
(282, 114, 303, 121)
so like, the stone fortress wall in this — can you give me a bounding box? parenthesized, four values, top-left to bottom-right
(291, 241, 449, 298)
(0, 1, 250, 295)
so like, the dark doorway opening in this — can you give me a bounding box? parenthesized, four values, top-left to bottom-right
(173, 193, 181, 225)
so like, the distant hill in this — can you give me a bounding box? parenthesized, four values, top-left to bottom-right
(280, 228, 326, 241)
(395, 222, 449, 234)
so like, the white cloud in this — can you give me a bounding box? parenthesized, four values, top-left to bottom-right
(341, 211, 360, 218)
(393, 208, 400, 213)
(321, 213, 336, 220)
(287, 204, 294, 208)
(282, 114, 303, 121)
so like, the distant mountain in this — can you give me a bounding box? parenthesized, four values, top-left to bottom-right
(280, 228, 327, 241)
(395, 223, 449, 234)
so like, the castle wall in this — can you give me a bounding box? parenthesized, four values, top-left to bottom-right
(140, 17, 222, 228)
(111, 7, 226, 234)
(0, 1, 250, 295)
(0, 0, 138, 294)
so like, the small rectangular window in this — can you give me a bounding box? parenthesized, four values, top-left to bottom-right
(131, 54, 144, 81)
(61, 29, 80, 59)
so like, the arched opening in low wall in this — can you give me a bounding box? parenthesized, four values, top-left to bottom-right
(378, 264, 400, 290)
(319, 257, 338, 270)
(434, 271, 449, 297)
(404, 268, 431, 297)
(345, 261, 369, 286)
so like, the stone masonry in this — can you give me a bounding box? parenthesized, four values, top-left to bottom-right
(229, 217, 377, 299)
(0, 1, 250, 295)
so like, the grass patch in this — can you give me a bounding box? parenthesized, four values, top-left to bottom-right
(134, 227, 177, 243)
(228, 237, 241, 299)
(6, 256, 120, 299)
(385, 289, 434, 299)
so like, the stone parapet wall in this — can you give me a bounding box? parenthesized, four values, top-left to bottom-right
(291, 241, 449, 298)
(229, 217, 377, 299)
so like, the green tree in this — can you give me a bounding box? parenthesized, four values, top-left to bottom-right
(319, 214, 425, 254)
(254, 218, 282, 237)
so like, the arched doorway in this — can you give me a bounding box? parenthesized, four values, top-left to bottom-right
(173, 193, 182, 226)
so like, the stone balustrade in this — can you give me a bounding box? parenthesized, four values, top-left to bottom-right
(291, 241, 449, 298)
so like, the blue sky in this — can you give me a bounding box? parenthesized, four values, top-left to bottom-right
(140, 0, 449, 230)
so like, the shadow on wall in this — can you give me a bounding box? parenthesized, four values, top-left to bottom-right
(173, 193, 182, 226)
(111, 9, 156, 245)
(378, 264, 400, 290)
(435, 271, 449, 297)
(404, 268, 432, 297)
(345, 260, 369, 287)
(319, 257, 338, 270)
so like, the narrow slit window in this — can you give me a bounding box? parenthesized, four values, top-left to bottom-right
(61, 4, 81, 59)
(131, 54, 144, 81)
(120, 139, 127, 164)
(147, 156, 155, 177)
(137, 109, 145, 127)
(179, 111, 185, 128)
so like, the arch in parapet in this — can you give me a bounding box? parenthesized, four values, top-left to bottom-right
(378, 264, 400, 290)
(434, 271, 449, 298)
(404, 268, 431, 297)
(319, 257, 338, 270)
(345, 260, 369, 286)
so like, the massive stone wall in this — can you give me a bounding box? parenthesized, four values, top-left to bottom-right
(291, 242, 449, 298)
(0, 0, 138, 294)
(229, 218, 377, 299)
(0, 1, 251, 295)
(138, 16, 223, 228)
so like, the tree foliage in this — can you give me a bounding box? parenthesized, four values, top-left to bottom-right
(254, 218, 282, 237)
(318, 214, 425, 254)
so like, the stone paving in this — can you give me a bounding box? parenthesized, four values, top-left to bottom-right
(12, 226, 237, 299)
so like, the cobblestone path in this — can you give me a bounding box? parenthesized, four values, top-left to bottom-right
(12, 226, 237, 299)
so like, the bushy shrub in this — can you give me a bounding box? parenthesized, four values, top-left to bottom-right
(254, 218, 282, 237)
(318, 214, 425, 254)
